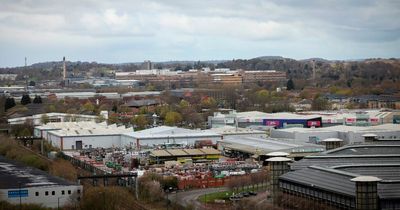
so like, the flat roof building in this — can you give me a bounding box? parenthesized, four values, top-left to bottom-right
(8, 112, 99, 126)
(121, 126, 222, 149)
(208, 110, 322, 129)
(218, 136, 325, 160)
(0, 156, 82, 208)
(35, 122, 132, 150)
(271, 123, 400, 144)
(209, 125, 266, 138)
(300, 109, 399, 126)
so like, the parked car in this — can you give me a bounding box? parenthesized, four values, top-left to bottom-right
(248, 191, 257, 196)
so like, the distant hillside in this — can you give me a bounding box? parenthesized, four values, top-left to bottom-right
(0, 57, 399, 91)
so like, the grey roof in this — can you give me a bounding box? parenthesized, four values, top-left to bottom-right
(220, 136, 325, 155)
(280, 166, 356, 196)
(284, 143, 400, 200)
(379, 182, 400, 199)
(123, 126, 221, 139)
(337, 165, 400, 180)
(124, 99, 159, 107)
(280, 166, 400, 199)
(325, 145, 400, 156)
(0, 155, 77, 189)
(290, 155, 400, 171)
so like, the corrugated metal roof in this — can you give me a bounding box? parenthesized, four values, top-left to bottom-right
(220, 136, 324, 154)
(183, 149, 204, 155)
(286, 144, 400, 200)
(337, 165, 400, 180)
(281, 166, 400, 199)
(166, 149, 188, 156)
(0, 155, 78, 189)
(379, 182, 400, 199)
(150, 150, 171, 157)
(291, 156, 400, 171)
(325, 145, 400, 156)
(280, 166, 356, 196)
(123, 126, 220, 139)
(199, 148, 220, 155)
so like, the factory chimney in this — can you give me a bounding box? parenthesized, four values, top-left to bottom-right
(63, 56, 66, 80)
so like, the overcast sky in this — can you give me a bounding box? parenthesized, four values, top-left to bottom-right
(0, 0, 399, 67)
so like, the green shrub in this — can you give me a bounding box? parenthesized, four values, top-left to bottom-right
(19, 154, 49, 171)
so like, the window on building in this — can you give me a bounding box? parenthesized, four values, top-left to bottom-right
(62, 190, 65, 195)
(77, 189, 81, 194)
(45, 191, 48, 196)
(35, 192, 39, 196)
(52, 191, 55, 195)
(68, 190, 71, 195)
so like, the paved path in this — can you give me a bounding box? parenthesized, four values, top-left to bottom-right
(170, 187, 228, 210)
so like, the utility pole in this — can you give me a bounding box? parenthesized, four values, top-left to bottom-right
(312, 59, 316, 87)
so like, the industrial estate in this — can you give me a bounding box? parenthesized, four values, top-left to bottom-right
(0, 56, 400, 210)
(1, 1, 400, 209)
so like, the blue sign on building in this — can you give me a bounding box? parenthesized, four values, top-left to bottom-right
(8, 190, 28, 198)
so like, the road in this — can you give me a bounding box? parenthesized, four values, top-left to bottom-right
(169, 187, 228, 210)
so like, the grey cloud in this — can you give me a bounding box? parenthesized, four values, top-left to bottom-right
(0, 0, 399, 67)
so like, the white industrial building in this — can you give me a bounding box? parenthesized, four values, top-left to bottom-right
(208, 110, 322, 129)
(270, 123, 400, 144)
(35, 122, 132, 150)
(0, 156, 82, 208)
(121, 126, 222, 149)
(300, 109, 400, 126)
(209, 125, 266, 138)
(8, 112, 100, 126)
(218, 136, 325, 159)
(35, 123, 222, 150)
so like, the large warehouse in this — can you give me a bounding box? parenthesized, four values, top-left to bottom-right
(8, 112, 99, 126)
(121, 126, 222, 149)
(301, 109, 400, 127)
(270, 123, 400, 144)
(0, 156, 82, 208)
(218, 136, 325, 160)
(35, 122, 132, 150)
(278, 143, 400, 210)
(208, 111, 322, 129)
(35, 123, 222, 150)
(209, 125, 266, 138)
